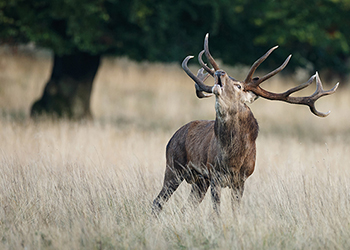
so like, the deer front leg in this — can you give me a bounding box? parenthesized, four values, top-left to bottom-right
(181, 177, 210, 213)
(230, 180, 245, 213)
(210, 179, 222, 215)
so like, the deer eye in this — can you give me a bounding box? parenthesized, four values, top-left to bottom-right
(235, 84, 241, 90)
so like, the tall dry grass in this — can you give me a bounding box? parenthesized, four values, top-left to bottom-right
(0, 49, 350, 249)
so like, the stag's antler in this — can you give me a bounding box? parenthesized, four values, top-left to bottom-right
(182, 56, 213, 98)
(243, 47, 339, 117)
(204, 33, 220, 72)
(195, 68, 213, 98)
(198, 50, 214, 76)
(244, 46, 292, 84)
(182, 33, 220, 98)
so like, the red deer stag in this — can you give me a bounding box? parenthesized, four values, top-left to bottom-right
(152, 34, 338, 216)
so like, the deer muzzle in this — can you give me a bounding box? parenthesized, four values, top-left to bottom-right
(213, 71, 225, 95)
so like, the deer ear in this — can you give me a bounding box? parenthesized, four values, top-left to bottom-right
(243, 91, 258, 104)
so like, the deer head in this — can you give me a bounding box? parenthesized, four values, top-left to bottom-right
(182, 33, 339, 117)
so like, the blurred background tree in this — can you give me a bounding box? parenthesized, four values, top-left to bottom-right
(1, 0, 349, 119)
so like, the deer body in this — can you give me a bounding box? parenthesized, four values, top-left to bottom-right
(152, 34, 338, 216)
(153, 71, 259, 214)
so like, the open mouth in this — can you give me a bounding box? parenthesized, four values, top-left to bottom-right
(215, 76, 223, 87)
(212, 73, 225, 96)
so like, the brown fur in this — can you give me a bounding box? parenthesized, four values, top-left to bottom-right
(152, 71, 259, 215)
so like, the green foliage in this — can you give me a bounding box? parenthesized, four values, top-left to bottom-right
(0, 0, 111, 54)
(253, 0, 350, 75)
(1, 0, 350, 75)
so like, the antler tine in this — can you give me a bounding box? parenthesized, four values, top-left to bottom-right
(283, 74, 315, 97)
(253, 55, 292, 86)
(244, 46, 279, 83)
(197, 67, 210, 81)
(182, 55, 213, 95)
(308, 72, 339, 117)
(245, 72, 339, 117)
(195, 68, 213, 98)
(204, 33, 220, 71)
(198, 50, 215, 76)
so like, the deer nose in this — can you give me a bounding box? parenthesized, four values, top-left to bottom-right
(215, 70, 225, 77)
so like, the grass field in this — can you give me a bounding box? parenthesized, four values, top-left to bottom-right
(0, 49, 350, 249)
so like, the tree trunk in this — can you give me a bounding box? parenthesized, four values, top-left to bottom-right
(31, 52, 101, 119)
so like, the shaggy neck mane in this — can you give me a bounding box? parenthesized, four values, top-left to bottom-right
(214, 103, 259, 167)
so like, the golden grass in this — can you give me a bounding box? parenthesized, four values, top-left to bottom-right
(0, 49, 350, 249)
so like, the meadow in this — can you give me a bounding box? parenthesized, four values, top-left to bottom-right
(0, 48, 350, 249)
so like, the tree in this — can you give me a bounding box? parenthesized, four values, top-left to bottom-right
(1, 0, 112, 118)
(1, 0, 350, 119)
(253, 0, 350, 79)
(0, 0, 224, 119)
